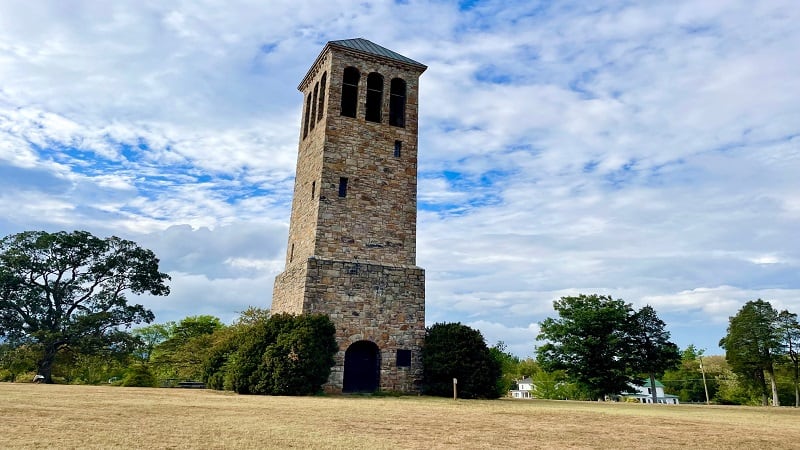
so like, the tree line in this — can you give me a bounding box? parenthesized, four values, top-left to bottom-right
(0, 230, 503, 397)
(2, 230, 799, 405)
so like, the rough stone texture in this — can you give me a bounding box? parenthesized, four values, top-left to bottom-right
(305, 258, 425, 392)
(272, 40, 426, 393)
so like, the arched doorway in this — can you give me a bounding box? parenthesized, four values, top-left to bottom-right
(343, 340, 380, 393)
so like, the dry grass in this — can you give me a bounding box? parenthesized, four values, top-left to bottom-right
(2, 384, 800, 449)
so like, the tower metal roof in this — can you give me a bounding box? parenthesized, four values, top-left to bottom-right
(328, 38, 427, 70)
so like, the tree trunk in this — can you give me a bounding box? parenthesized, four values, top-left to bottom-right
(768, 366, 780, 407)
(37, 345, 58, 384)
(649, 373, 658, 404)
(794, 360, 799, 408)
(757, 370, 769, 406)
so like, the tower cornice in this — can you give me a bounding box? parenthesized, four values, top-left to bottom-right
(298, 38, 426, 91)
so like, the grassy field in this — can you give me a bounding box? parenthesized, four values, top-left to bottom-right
(2, 384, 800, 449)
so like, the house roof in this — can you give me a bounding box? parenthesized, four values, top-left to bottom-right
(328, 38, 427, 70)
(642, 379, 665, 388)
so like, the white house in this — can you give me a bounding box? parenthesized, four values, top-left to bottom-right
(509, 377, 534, 399)
(623, 379, 679, 404)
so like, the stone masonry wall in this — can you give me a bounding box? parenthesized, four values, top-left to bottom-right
(281, 51, 331, 269)
(302, 258, 425, 392)
(272, 41, 426, 393)
(315, 50, 422, 266)
(270, 262, 307, 315)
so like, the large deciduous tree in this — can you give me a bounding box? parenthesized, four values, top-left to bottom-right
(537, 294, 635, 400)
(0, 230, 170, 383)
(627, 305, 681, 404)
(719, 299, 781, 406)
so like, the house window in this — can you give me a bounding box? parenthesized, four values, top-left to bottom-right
(340, 67, 360, 118)
(365, 72, 383, 123)
(394, 140, 402, 157)
(396, 349, 411, 367)
(303, 93, 312, 138)
(389, 78, 406, 127)
(289, 243, 294, 262)
(310, 82, 319, 131)
(311, 181, 316, 199)
(338, 177, 348, 197)
(317, 72, 327, 122)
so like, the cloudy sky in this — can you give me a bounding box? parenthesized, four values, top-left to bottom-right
(2, 0, 798, 357)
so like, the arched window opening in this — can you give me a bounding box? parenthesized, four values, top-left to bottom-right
(340, 67, 360, 118)
(317, 72, 327, 122)
(310, 82, 319, 131)
(365, 72, 383, 123)
(389, 78, 406, 127)
(303, 93, 312, 138)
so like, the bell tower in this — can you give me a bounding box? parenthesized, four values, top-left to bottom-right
(272, 38, 426, 393)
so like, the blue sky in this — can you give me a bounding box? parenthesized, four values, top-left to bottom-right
(1, 0, 799, 357)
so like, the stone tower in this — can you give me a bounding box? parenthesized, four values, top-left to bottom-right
(271, 38, 427, 393)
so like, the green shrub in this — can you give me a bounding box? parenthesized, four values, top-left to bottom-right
(422, 322, 502, 399)
(203, 313, 337, 396)
(120, 365, 156, 387)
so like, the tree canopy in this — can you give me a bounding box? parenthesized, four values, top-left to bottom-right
(661, 345, 720, 403)
(0, 230, 170, 382)
(537, 294, 634, 400)
(627, 305, 681, 403)
(421, 322, 502, 399)
(719, 299, 783, 406)
(537, 294, 679, 401)
(150, 315, 225, 381)
(777, 310, 800, 407)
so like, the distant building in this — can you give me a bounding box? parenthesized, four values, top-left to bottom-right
(510, 377, 534, 399)
(623, 379, 679, 404)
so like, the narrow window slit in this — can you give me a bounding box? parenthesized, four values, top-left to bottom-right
(389, 78, 406, 127)
(303, 93, 312, 138)
(310, 82, 319, 131)
(317, 72, 327, 122)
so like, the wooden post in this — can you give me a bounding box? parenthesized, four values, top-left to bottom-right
(453, 378, 458, 400)
(699, 356, 710, 405)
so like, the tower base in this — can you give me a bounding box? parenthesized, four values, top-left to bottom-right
(272, 257, 425, 393)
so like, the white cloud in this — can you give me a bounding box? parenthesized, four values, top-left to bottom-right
(135, 271, 276, 326)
